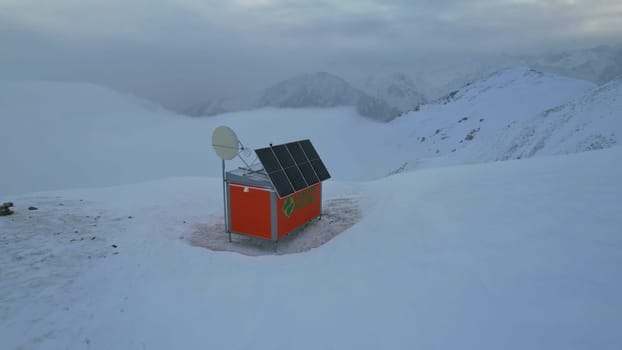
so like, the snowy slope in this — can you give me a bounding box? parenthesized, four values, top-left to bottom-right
(1, 147, 621, 349)
(492, 77, 622, 160)
(386, 67, 596, 168)
(421, 77, 622, 167)
(0, 81, 191, 195)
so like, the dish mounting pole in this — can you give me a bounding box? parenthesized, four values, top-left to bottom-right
(222, 159, 231, 242)
(211, 125, 240, 243)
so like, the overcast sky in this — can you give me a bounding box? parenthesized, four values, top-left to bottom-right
(1, 0, 621, 108)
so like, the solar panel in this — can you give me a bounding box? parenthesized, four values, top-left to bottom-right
(286, 142, 308, 164)
(272, 144, 295, 168)
(299, 139, 320, 160)
(267, 169, 294, 197)
(284, 166, 308, 191)
(298, 140, 331, 181)
(255, 147, 281, 173)
(255, 139, 330, 197)
(311, 158, 331, 181)
(297, 162, 319, 185)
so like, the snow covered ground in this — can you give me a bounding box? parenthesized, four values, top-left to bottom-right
(2, 147, 621, 349)
(2, 70, 621, 349)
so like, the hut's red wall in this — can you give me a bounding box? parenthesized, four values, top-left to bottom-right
(277, 183, 321, 238)
(228, 183, 272, 240)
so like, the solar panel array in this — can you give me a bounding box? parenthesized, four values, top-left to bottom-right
(255, 139, 331, 197)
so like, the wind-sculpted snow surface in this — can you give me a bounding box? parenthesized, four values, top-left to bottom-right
(1, 148, 621, 349)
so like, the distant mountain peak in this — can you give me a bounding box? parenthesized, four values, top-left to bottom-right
(361, 72, 426, 113)
(257, 72, 362, 108)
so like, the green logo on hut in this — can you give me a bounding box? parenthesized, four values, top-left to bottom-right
(282, 187, 317, 218)
(283, 197, 295, 217)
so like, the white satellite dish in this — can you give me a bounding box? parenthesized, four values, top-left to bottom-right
(212, 126, 240, 160)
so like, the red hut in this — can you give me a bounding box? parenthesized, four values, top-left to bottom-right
(213, 132, 331, 242)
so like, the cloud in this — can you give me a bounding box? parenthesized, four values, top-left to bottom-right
(0, 0, 620, 107)
(2, 0, 619, 50)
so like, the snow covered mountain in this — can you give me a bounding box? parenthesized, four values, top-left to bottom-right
(387, 67, 597, 169)
(257, 72, 363, 108)
(492, 77, 622, 160)
(257, 72, 402, 122)
(405, 72, 622, 168)
(181, 73, 365, 117)
(362, 73, 427, 112)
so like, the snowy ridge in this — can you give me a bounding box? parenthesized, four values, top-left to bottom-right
(390, 67, 596, 166)
(0, 80, 165, 116)
(494, 78, 622, 160)
(0, 80, 184, 195)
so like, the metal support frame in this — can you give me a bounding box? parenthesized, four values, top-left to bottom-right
(222, 159, 231, 242)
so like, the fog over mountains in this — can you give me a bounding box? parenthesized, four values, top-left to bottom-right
(518, 44, 622, 84)
(185, 72, 423, 122)
(2, 65, 619, 194)
(180, 43, 622, 121)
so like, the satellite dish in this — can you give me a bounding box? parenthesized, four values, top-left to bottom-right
(212, 126, 240, 160)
